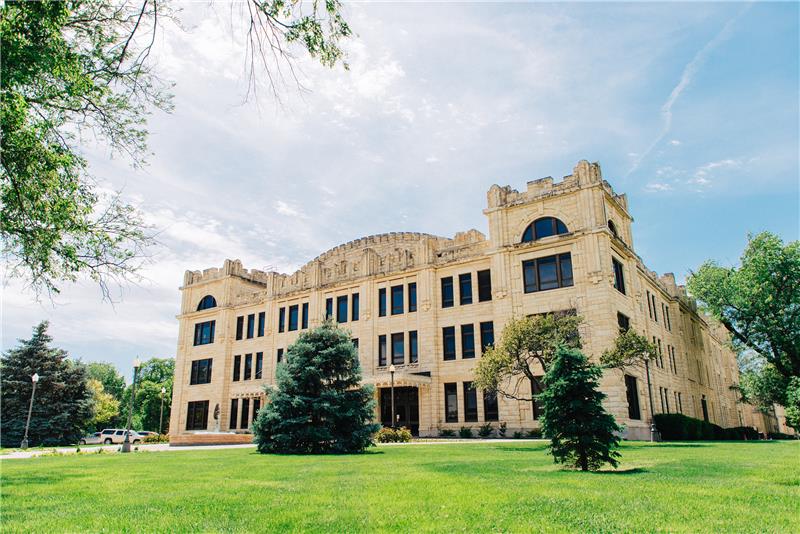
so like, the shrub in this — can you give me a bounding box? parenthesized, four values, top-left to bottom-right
(477, 423, 493, 438)
(498, 422, 507, 437)
(439, 428, 456, 438)
(512, 431, 524, 439)
(526, 429, 542, 439)
(142, 433, 169, 444)
(726, 426, 760, 440)
(654, 413, 753, 441)
(375, 426, 412, 443)
(768, 432, 797, 440)
(459, 426, 473, 439)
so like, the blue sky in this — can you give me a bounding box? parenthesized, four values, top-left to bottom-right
(4, 1, 798, 378)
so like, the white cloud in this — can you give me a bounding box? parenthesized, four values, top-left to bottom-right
(274, 200, 307, 219)
(644, 182, 674, 193)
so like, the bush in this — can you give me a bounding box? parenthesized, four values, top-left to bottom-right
(459, 426, 473, 439)
(654, 414, 759, 441)
(726, 426, 760, 440)
(439, 428, 456, 438)
(375, 426, 412, 443)
(512, 431, 524, 439)
(477, 423, 493, 438)
(142, 433, 169, 444)
(498, 422, 507, 438)
(526, 429, 542, 439)
(768, 432, 797, 440)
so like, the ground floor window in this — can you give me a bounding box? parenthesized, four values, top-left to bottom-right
(463, 382, 478, 422)
(531, 376, 544, 419)
(186, 400, 209, 430)
(240, 398, 250, 429)
(483, 390, 499, 421)
(444, 383, 458, 422)
(701, 396, 709, 422)
(624, 375, 641, 420)
(229, 399, 238, 430)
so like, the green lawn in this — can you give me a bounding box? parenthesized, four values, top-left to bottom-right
(2, 441, 798, 533)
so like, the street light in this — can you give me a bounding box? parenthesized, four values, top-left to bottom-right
(122, 357, 141, 453)
(159, 386, 166, 435)
(20, 373, 40, 449)
(389, 364, 396, 429)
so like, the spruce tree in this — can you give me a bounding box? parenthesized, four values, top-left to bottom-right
(539, 345, 622, 471)
(1, 321, 93, 447)
(253, 321, 379, 454)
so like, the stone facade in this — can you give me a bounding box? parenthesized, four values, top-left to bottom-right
(169, 160, 772, 445)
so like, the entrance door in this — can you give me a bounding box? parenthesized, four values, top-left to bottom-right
(380, 387, 419, 435)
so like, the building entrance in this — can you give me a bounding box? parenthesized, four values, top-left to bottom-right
(380, 387, 419, 435)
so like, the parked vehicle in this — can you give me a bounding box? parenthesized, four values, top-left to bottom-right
(79, 432, 103, 445)
(96, 428, 144, 445)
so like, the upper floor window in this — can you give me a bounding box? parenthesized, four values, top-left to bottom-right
(336, 296, 348, 323)
(246, 314, 255, 339)
(190, 358, 213, 385)
(235, 316, 244, 340)
(391, 333, 405, 365)
(391, 285, 404, 315)
(480, 321, 494, 351)
(233, 355, 241, 381)
(277, 348, 284, 363)
(378, 335, 387, 366)
(522, 253, 573, 293)
(408, 283, 417, 312)
(196, 295, 217, 311)
(521, 217, 568, 242)
(193, 321, 215, 346)
(289, 305, 299, 331)
(302, 302, 309, 329)
(409, 331, 418, 363)
(608, 220, 619, 239)
(278, 308, 286, 333)
(617, 312, 630, 333)
(442, 326, 456, 361)
(378, 288, 387, 317)
(441, 277, 454, 308)
(325, 298, 333, 320)
(257, 312, 265, 337)
(459, 273, 473, 305)
(351, 294, 360, 321)
(255, 352, 263, 379)
(612, 258, 626, 294)
(477, 270, 492, 302)
(461, 324, 475, 359)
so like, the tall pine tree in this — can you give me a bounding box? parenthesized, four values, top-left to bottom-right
(253, 322, 379, 454)
(1, 321, 93, 447)
(539, 345, 622, 471)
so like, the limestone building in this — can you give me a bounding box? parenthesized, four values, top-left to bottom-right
(169, 160, 768, 445)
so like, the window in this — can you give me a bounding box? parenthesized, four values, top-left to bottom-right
(235, 316, 244, 340)
(483, 390, 499, 421)
(677, 392, 683, 413)
(240, 398, 250, 429)
(617, 312, 630, 333)
(255, 352, 263, 379)
(608, 219, 619, 239)
(229, 399, 238, 430)
(477, 270, 492, 302)
(244, 354, 252, 380)
(257, 312, 265, 337)
(701, 396, 709, 422)
(186, 400, 209, 430)
(378, 288, 387, 317)
(444, 383, 458, 422)
(276, 348, 284, 363)
(391, 333, 404, 365)
(352, 293, 359, 321)
(461, 324, 475, 359)
(325, 298, 333, 320)
(190, 358, 213, 385)
(352, 338, 359, 352)
(408, 283, 417, 312)
(664, 389, 670, 413)
(522, 217, 569, 242)
(459, 273, 473, 305)
(391, 285, 403, 315)
(378, 335, 387, 366)
(254, 398, 261, 419)
(463, 382, 478, 422)
(441, 277, 454, 308)
(336, 296, 347, 323)
(612, 258, 626, 294)
(302, 302, 309, 329)
(652, 294, 658, 322)
(625, 375, 640, 420)
(646, 291, 653, 319)
(442, 327, 456, 361)
(193, 321, 215, 346)
(278, 308, 285, 333)
(244, 314, 253, 339)
(480, 321, 494, 351)
(522, 253, 573, 293)
(289, 305, 299, 330)
(233, 355, 241, 381)
(197, 295, 217, 311)
(657, 339, 663, 368)
(409, 331, 418, 363)
(665, 306, 672, 331)
(532, 377, 544, 419)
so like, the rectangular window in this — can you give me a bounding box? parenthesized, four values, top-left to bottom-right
(247, 314, 255, 339)
(378, 288, 387, 317)
(240, 398, 250, 429)
(408, 283, 417, 312)
(442, 326, 456, 361)
(391, 285, 404, 315)
(257, 312, 265, 337)
(463, 382, 478, 422)
(336, 296, 348, 323)
(190, 358, 213, 385)
(459, 273, 473, 305)
(646, 291, 653, 319)
(233, 355, 241, 381)
(253, 398, 261, 419)
(391, 333, 405, 365)
(664, 389, 670, 414)
(612, 258, 626, 294)
(625, 375, 641, 420)
(255, 352, 263, 379)
(186, 400, 209, 431)
(665, 307, 672, 331)
(477, 269, 492, 302)
(289, 305, 299, 331)
(244, 353, 252, 380)
(652, 294, 658, 322)
(409, 331, 418, 363)
(677, 392, 683, 413)
(522, 253, 573, 293)
(378, 335, 387, 366)
(441, 277, 454, 308)
(351, 293, 359, 321)
(531, 377, 545, 419)
(302, 302, 309, 329)
(236, 316, 244, 340)
(325, 298, 333, 320)
(483, 390, 499, 422)
(461, 324, 475, 359)
(277, 348, 284, 363)
(278, 307, 285, 333)
(617, 312, 630, 333)
(229, 399, 238, 430)
(193, 321, 216, 346)
(479, 321, 494, 352)
(444, 383, 458, 423)
(352, 338, 359, 352)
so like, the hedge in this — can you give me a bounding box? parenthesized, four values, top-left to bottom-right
(654, 413, 760, 441)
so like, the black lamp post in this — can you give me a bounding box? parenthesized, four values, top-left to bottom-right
(122, 357, 141, 453)
(389, 364, 396, 428)
(20, 373, 40, 449)
(644, 359, 659, 442)
(159, 386, 166, 435)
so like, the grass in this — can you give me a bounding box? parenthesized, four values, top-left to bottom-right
(2, 441, 798, 533)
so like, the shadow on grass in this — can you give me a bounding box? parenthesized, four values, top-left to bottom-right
(493, 445, 549, 453)
(590, 467, 647, 475)
(247, 449, 385, 457)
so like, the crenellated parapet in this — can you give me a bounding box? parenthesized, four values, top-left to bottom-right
(182, 259, 270, 288)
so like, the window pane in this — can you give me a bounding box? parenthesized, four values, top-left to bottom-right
(336, 296, 348, 323)
(560, 253, 573, 287)
(247, 314, 255, 339)
(325, 298, 333, 320)
(391, 333, 404, 364)
(240, 398, 250, 429)
(480, 321, 494, 351)
(443, 327, 456, 361)
(613, 258, 625, 294)
(351, 294, 359, 321)
(255, 353, 263, 379)
(537, 257, 558, 290)
(477, 270, 492, 302)
(277, 348, 284, 363)
(289, 305, 299, 330)
(461, 324, 475, 359)
(532, 377, 544, 420)
(257, 312, 265, 337)
(278, 308, 285, 332)
(483, 391, 499, 421)
(408, 283, 417, 312)
(378, 288, 387, 317)
(459, 273, 472, 305)
(445, 383, 458, 423)
(236, 316, 244, 340)
(302, 302, 309, 329)
(391, 285, 403, 315)
(441, 277, 454, 308)
(244, 354, 252, 380)
(534, 217, 555, 239)
(522, 261, 537, 293)
(463, 382, 478, 422)
(233, 355, 241, 381)
(409, 331, 418, 363)
(378, 335, 387, 366)
(521, 224, 534, 243)
(229, 399, 238, 430)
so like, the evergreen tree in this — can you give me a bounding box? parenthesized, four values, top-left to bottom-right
(0, 321, 93, 446)
(539, 345, 622, 471)
(253, 322, 379, 454)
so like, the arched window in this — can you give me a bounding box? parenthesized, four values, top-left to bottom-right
(608, 220, 619, 238)
(521, 217, 569, 242)
(197, 295, 217, 311)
